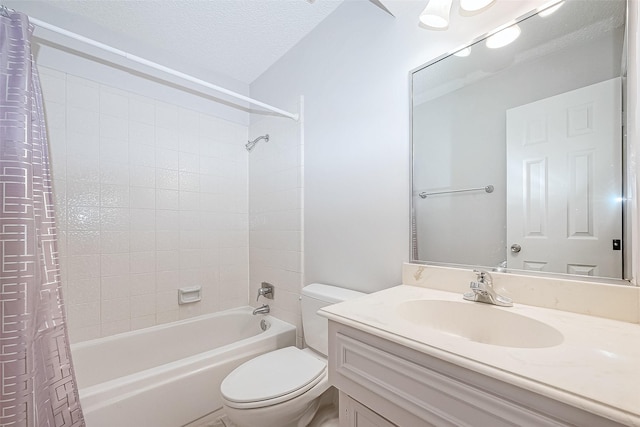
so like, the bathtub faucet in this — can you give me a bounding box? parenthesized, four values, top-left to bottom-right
(252, 304, 270, 315)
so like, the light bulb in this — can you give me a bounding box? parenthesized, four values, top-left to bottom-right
(486, 25, 521, 49)
(420, 0, 454, 29)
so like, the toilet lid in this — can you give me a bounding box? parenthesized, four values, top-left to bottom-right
(221, 347, 326, 404)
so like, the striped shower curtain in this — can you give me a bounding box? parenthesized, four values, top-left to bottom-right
(0, 10, 85, 427)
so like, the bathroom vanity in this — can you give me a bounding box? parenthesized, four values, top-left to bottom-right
(321, 265, 640, 427)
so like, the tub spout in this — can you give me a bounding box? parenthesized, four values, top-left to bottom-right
(252, 304, 270, 315)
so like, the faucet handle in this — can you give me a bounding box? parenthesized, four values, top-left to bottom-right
(256, 282, 274, 301)
(473, 269, 492, 285)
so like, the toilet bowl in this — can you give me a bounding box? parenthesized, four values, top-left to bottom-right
(220, 284, 364, 427)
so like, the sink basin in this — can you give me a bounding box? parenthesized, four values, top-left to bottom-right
(396, 300, 564, 348)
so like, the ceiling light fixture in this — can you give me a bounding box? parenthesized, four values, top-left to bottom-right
(538, 1, 564, 17)
(420, 0, 454, 29)
(459, 0, 495, 12)
(485, 24, 521, 49)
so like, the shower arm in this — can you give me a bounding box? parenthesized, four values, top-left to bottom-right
(246, 134, 269, 152)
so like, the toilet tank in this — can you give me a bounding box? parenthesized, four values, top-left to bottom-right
(301, 283, 364, 356)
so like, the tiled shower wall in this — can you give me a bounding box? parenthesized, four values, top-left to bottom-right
(248, 115, 304, 346)
(39, 66, 250, 343)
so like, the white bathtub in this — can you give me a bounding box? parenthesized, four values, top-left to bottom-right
(71, 307, 296, 427)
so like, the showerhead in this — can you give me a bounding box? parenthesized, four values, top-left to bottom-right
(246, 134, 269, 152)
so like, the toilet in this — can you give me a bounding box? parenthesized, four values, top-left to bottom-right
(220, 283, 364, 427)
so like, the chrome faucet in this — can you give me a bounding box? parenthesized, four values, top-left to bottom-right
(252, 304, 270, 315)
(463, 269, 513, 307)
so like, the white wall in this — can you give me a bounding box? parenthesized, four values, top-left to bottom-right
(250, 0, 548, 293)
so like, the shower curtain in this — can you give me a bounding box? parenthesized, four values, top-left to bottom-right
(0, 10, 85, 427)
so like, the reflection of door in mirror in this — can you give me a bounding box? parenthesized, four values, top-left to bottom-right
(506, 78, 622, 278)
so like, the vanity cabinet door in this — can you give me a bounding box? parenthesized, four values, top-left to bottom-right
(339, 392, 397, 427)
(328, 321, 625, 427)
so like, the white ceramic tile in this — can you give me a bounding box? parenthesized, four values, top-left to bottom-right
(199, 175, 220, 194)
(100, 161, 130, 186)
(67, 106, 99, 135)
(179, 171, 200, 192)
(156, 189, 180, 210)
(129, 121, 155, 147)
(130, 208, 156, 232)
(100, 86, 129, 118)
(179, 152, 199, 173)
(130, 165, 156, 188)
(67, 301, 101, 327)
(130, 187, 156, 209)
(157, 250, 180, 272)
(131, 315, 156, 331)
(179, 211, 200, 231)
(100, 231, 130, 254)
(39, 68, 66, 104)
(155, 126, 179, 150)
(100, 114, 129, 141)
(156, 231, 180, 251)
(178, 250, 202, 271)
(130, 251, 156, 274)
(67, 131, 100, 158)
(100, 207, 130, 232)
(68, 325, 101, 344)
(101, 253, 130, 277)
(178, 230, 201, 250)
(179, 268, 205, 287)
(155, 101, 179, 129)
(101, 319, 131, 337)
(67, 180, 101, 208)
(44, 100, 66, 129)
(156, 291, 178, 313)
(100, 137, 129, 165)
(129, 95, 155, 125)
(66, 278, 101, 305)
(157, 270, 180, 293)
(156, 210, 179, 231)
(179, 191, 200, 211)
(102, 298, 131, 323)
(66, 155, 100, 183)
(130, 272, 156, 296)
(179, 107, 199, 135)
(130, 231, 156, 252)
(66, 76, 99, 111)
(100, 184, 130, 208)
(131, 294, 156, 317)
(156, 309, 179, 325)
(67, 230, 101, 255)
(67, 206, 100, 231)
(101, 275, 131, 299)
(156, 168, 179, 190)
(129, 143, 155, 167)
(156, 148, 180, 170)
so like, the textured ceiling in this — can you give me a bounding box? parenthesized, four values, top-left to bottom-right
(21, 0, 345, 84)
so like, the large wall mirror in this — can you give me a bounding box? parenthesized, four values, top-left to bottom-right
(411, 0, 631, 283)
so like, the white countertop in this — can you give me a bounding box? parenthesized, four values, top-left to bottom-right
(321, 285, 640, 426)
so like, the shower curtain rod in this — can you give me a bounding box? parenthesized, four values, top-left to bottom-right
(22, 13, 299, 121)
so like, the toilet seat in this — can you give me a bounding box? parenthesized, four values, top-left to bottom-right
(221, 347, 326, 409)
